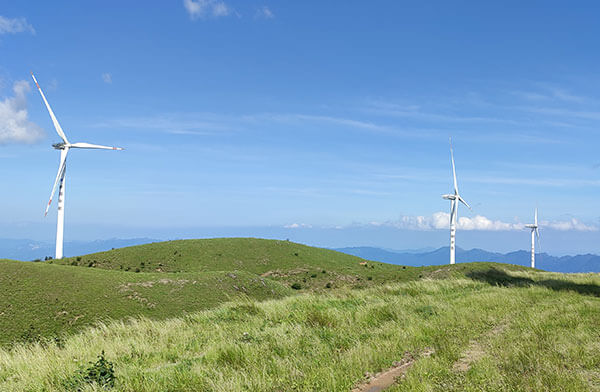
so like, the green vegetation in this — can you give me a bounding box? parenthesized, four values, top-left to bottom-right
(0, 259, 290, 345)
(1, 269, 599, 391)
(55, 238, 414, 290)
(0, 239, 530, 346)
(1, 238, 598, 390)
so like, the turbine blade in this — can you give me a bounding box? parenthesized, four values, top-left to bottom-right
(535, 208, 538, 226)
(69, 142, 124, 150)
(458, 196, 472, 210)
(450, 137, 458, 194)
(31, 73, 69, 144)
(45, 150, 68, 216)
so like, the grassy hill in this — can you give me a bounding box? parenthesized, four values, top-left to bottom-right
(5, 238, 588, 391)
(54, 238, 411, 289)
(1, 238, 533, 347)
(0, 259, 292, 346)
(1, 238, 410, 346)
(1, 268, 599, 391)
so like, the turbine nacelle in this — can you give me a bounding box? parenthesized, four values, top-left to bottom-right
(52, 142, 67, 150)
(442, 194, 456, 200)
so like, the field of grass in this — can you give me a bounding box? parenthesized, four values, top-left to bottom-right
(1, 268, 598, 391)
(0, 259, 291, 346)
(0, 239, 533, 347)
(2, 238, 406, 346)
(54, 238, 416, 290)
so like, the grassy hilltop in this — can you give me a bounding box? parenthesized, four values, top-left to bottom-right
(1, 238, 599, 391)
(0, 238, 411, 345)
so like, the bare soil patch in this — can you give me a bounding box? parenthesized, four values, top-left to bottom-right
(453, 323, 507, 372)
(352, 349, 434, 392)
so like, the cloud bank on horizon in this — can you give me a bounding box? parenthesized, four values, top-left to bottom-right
(285, 213, 598, 232)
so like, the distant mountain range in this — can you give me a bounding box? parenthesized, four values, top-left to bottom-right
(0, 238, 157, 261)
(3, 238, 598, 273)
(334, 246, 600, 273)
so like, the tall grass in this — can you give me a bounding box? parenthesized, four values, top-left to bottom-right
(1, 271, 599, 391)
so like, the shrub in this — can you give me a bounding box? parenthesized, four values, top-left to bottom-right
(291, 283, 302, 290)
(64, 351, 116, 390)
(294, 252, 299, 256)
(367, 276, 373, 281)
(71, 261, 78, 266)
(325, 282, 332, 289)
(135, 268, 141, 273)
(311, 273, 317, 278)
(76, 256, 82, 261)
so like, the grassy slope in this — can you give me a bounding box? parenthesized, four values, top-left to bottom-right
(0, 259, 291, 346)
(1, 239, 532, 346)
(1, 269, 598, 391)
(55, 238, 412, 289)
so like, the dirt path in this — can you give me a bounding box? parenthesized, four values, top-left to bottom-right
(452, 323, 507, 372)
(351, 349, 434, 392)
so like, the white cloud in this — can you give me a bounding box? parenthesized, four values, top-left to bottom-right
(0, 16, 35, 35)
(256, 6, 274, 19)
(369, 213, 598, 232)
(541, 219, 598, 232)
(284, 223, 313, 229)
(0, 80, 44, 144)
(183, 0, 231, 19)
(390, 212, 523, 231)
(102, 73, 112, 84)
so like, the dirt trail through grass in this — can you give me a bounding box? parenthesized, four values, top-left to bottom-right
(452, 322, 508, 372)
(352, 349, 435, 392)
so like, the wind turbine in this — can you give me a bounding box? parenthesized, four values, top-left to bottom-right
(441, 138, 471, 265)
(31, 73, 123, 259)
(524, 208, 540, 269)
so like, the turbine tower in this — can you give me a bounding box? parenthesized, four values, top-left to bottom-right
(441, 139, 471, 265)
(525, 208, 540, 269)
(31, 73, 123, 259)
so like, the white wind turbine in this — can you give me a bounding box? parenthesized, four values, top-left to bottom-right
(524, 208, 540, 269)
(31, 73, 123, 259)
(441, 139, 471, 265)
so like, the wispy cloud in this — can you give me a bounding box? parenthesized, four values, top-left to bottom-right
(183, 0, 232, 19)
(0, 80, 44, 143)
(358, 213, 598, 232)
(370, 212, 523, 231)
(284, 223, 312, 229)
(102, 73, 112, 84)
(255, 6, 274, 19)
(366, 100, 520, 125)
(541, 218, 598, 232)
(0, 16, 35, 35)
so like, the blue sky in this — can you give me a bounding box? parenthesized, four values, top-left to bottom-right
(1, 1, 600, 255)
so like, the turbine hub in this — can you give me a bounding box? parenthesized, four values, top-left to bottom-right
(52, 142, 66, 150)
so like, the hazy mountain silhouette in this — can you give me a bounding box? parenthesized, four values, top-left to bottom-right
(334, 246, 600, 273)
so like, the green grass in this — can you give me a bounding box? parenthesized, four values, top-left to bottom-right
(1, 268, 599, 391)
(4, 238, 594, 390)
(54, 238, 414, 289)
(0, 259, 291, 346)
(0, 239, 532, 347)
